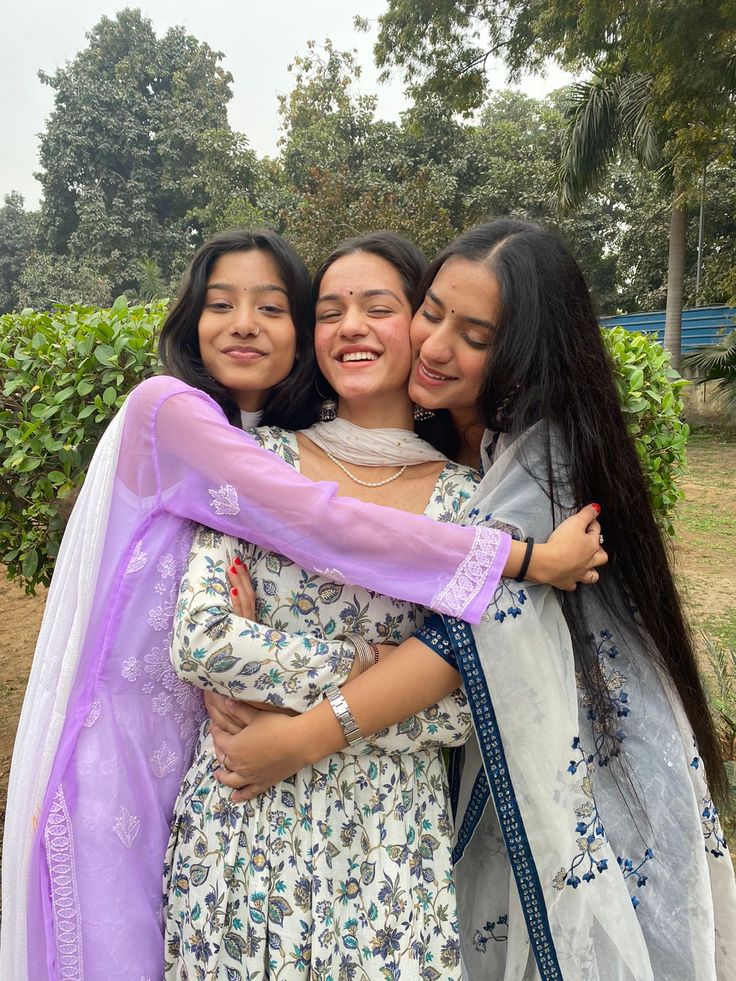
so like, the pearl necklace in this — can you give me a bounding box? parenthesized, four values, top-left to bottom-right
(323, 450, 407, 487)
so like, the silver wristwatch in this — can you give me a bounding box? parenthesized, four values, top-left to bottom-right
(324, 686, 364, 746)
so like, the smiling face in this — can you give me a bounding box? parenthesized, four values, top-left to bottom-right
(314, 251, 415, 419)
(408, 256, 501, 422)
(198, 249, 298, 411)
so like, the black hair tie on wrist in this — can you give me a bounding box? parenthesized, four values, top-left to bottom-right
(515, 536, 534, 582)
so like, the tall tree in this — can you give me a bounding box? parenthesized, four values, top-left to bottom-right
(36, 8, 234, 295)
(275, 42, 461, 266)
(278, 40, 378, 193)
(374, 0, 736, 368)
(0, 193, 38, 313)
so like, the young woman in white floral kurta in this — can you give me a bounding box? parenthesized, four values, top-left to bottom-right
(164, 427, 478, 980)
(163, 236, 480, 980)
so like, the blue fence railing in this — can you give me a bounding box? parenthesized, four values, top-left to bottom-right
(600, 305, 736, 354)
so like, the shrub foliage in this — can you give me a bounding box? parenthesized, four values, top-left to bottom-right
(1, 300, 165, 591)
(1, 305, 687, 592)
(602, 325, 689, 538)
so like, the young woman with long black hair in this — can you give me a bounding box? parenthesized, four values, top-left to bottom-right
(212, 220, 736, 981)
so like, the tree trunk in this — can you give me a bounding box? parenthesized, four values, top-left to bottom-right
(663, 197, 686, 371)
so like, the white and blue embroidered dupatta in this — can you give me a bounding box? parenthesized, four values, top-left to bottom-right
(418, 423, 736, 980)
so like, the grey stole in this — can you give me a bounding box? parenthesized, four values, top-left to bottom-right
(444, 422, 735, 981)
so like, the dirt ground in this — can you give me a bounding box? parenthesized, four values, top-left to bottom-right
(1, 431, 735, 852)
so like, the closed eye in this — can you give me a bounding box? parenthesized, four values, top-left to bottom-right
(462, 333, 490, 350)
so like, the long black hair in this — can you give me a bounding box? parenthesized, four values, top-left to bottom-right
(312, 231, 456, 453)
(158, 229, 319, 429)
(425, 218, 725, 805)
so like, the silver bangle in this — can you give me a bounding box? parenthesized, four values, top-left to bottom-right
(324, 686, 364, 746)
(337, 632, 379, 675)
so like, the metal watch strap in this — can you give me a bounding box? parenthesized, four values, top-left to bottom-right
(324, 686, 364, 746)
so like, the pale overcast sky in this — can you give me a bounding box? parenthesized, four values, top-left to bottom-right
(1, 0, 573, 208)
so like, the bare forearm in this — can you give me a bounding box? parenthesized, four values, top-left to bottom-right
(293, 639, 460, 765)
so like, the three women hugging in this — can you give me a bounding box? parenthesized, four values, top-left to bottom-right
(3, 220, 734, 981)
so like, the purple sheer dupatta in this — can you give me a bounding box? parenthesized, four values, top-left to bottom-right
(2, 376, 510, 981)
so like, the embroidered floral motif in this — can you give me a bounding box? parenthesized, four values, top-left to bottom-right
(113, 806, 141, 849)
(121, 657, 142, 681)
(554, 739, 609, 890)
(473, 914, 509, 951)
(483, 580, 526, 623)
(208, 483, 240, 516)
(157, 553, 176, 578)
(124, 536, 205, 742)
(151, 692, 173, 716)
(151, 741, 179, 778)
(147, 604, 173, 631)
(617, 848, 654, 908)
(701, 795, 728, 857)
(125, 540, 148, 575)
(431, 525, 506, 618)
(82, 700, 101, 728)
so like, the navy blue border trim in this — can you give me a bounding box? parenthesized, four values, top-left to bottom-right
(444, 616, 563, 981)
(452, 766, 490, 864)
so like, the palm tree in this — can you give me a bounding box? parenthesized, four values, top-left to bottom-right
(557, 72, 688, 369)
(135, 258, 167, 303)
(682, 329, 736, 409)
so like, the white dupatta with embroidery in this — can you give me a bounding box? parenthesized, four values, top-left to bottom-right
(426, 423, 736, 980)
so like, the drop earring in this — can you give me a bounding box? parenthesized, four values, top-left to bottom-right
(316, 380, 337, 422)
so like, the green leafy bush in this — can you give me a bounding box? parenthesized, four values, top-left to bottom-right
(602, 325, 689, 538)
(1, 308, 688, 592)
(0, 299, 166, 591)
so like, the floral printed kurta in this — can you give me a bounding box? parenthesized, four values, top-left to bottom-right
(164, 428, 479, 981)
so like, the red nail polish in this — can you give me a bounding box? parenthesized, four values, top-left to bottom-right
(234, 557, 242, 566)
(230, 566, 237, 575)
(591, 503, 601, 515)
(232, 588, 238, 596)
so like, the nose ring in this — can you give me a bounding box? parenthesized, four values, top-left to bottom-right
(252, 326, 260, 337)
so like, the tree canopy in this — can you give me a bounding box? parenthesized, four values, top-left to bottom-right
(374, 1, 736, 140)
(2, 9, 736, 320)
(35, 8, 236, 295)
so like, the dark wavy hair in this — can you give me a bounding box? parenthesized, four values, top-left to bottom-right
(312, 231, 456, 453)
(158, 229, 319, 429)
(424, 218, 725, 806)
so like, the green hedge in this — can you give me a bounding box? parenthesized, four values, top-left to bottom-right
(1, 299, 166, 591)
(602, 325, 688, 538)
(1, 303, 687, 592)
